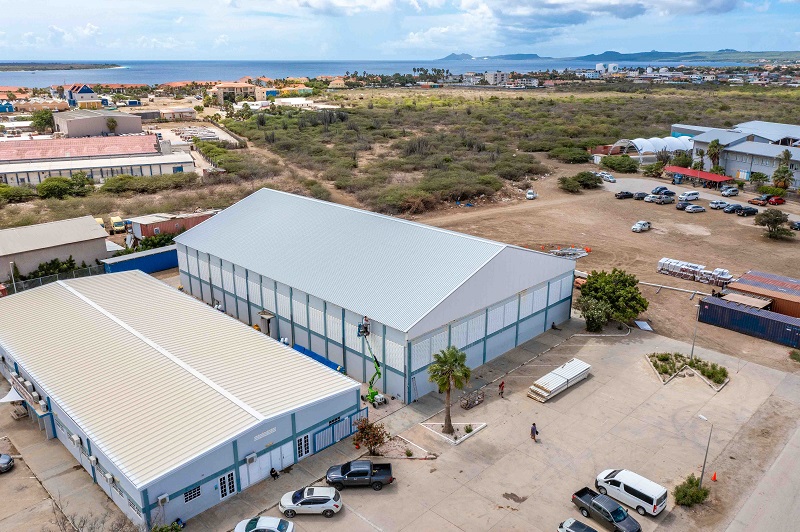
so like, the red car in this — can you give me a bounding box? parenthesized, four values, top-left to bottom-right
(768, 196, 786, 205)
(749, 194, 773, 206)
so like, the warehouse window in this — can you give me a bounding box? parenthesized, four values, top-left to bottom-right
(184, 486, 201, 503)
(128, 499, 142, 517)
(297, 434, 310, 459)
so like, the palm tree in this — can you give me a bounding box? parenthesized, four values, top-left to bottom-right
(695, 148, 705, 168)
(706, 140, 722, 168)
(428, 346, 471, 435)
(777, 148, 792, 168)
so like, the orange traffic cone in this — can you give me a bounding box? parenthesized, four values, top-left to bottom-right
(711, 472, 717, 482)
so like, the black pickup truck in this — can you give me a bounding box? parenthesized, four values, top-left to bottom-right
(571, 487, 641, 532)
(325, 460, 394, 491)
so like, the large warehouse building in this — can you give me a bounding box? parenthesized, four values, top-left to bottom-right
(0, 271, 361, 528)
(175, 189, 575, 403)
(53, 109, 142, 137)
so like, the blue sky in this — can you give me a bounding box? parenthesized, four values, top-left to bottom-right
(3, 0, 800, 60)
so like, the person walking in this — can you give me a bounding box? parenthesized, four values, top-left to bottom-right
(531, 422, 539, 442)
(498, 380, 505, 398)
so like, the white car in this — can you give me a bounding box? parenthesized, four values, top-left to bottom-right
(721, 187, 739, 197)
(602, 174, 617, 183)
(678, 191, 700, 201)
(709, 200, 728, 209)
(234, 517, 294, 532)
(596, 469, 668, 516)
(643, 194, 659, 203)
(631, 221, 651, 233)
(526, 189, 538, 200)
(685, 204, 706, 213)
(279, 487, 342, 518)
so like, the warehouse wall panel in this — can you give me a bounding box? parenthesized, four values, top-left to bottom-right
(548, 278, 562, 306)
(384, 327, 405, 371)
(210, 257, 222, 287)
(549, 299, 571, 325)
(198, 252, 210, 281)
(199, 281, 212, 305)
(221, 261, 235, 294)
(292, 290, 308, 328)
(486, 327, 516, 362)
(308, 296, 325, 335)
(518, 312, 546, 345)
(533, 285, 547, 313)
(234, 265, 247, 299)
(187, 252, 198, 277)
(327, 342, 344, 367)
(261, 278, 276, 313)
(346, 351, 364, 382)
(276, 283, 291, 319)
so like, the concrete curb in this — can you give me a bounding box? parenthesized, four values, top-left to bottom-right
(645, 354, 730, 392)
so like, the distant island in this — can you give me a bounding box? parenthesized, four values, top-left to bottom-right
(438, 50, 800, 63)
(0, 62, 120, 72)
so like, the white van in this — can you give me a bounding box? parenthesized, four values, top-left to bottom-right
(595, 469, 668, 516)
(678, 191, 700, 201)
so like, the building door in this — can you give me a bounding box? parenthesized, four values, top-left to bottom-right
(218, 471, 236, 500)
(296, 434, 311, 461)
(271, 442, 293, 470)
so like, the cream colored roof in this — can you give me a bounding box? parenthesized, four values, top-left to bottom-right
(0, 271, 358, 489)
(0, 216, 108, 256)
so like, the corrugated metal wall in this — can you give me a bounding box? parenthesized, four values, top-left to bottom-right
(699, 297, 800, 348)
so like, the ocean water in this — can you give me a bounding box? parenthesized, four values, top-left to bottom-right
(0, 59, 750, 88)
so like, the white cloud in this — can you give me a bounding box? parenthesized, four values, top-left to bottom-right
(48, 25, 75, 45)
(73, 22, 100, 37)
(136, 35, 195, 49)
(297, 0, 395, 15)
(214, 34, 230, 47)
(175, 16, 185, 24)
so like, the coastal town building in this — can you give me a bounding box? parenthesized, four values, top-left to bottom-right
(174, 188, 575, 404)
(484, 71, 509, 85)
(208, 83, 273, 105)
(159, 108, 197, 120)
(0, 216, 110, 279)
(53, 109, 142, 137)
(0, 135, 194, 186)
(0, 270, 361, 529)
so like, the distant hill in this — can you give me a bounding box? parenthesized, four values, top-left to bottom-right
(437, 49, 800, 63)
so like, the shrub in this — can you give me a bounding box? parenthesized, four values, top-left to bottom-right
(757, 185, 786, 197)
(101, 173, 199, 194)
(0, 185, 37, 203)
(575, 296, 612, 332)
(791, 350, 800, 363)
(573, 171, 603, 189)
(601, 155, 639, 173)
(548, 146, 592, 164)
(352, 417, 390, 455)
(558, 176, 581, 193)
(671, 152, 693, 168)
(642, 161, 665, 177)
(405, 448, 413, 457)
(37, 177, 74, 199)
(465, 424, 473, 434)
(673, 474, 709, 507)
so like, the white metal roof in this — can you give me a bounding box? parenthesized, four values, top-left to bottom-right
(175, 188, 574, 333)
(725, 141, 800, 161)
(0, 152, 193, 174)
(734, 121, 800, 142)
(0, 271, 358, 489)
(691, 129, 748, 145)
(0, 216, 108, 256)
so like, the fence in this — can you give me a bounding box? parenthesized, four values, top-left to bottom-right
(6, 265, 105, 295)
(313, 407, 368, 453)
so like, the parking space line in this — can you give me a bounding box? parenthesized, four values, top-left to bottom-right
(347, 505, 384, 531)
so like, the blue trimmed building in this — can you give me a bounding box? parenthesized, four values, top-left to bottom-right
(175, 189, 575, 403)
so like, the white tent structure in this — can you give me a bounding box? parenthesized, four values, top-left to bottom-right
(611, 136, 693, 162)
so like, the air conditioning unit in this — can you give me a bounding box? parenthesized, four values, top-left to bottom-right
(70, 434, 81, 446)
(89, 456, 98, 466)
(24, 381, 33, 392)
(32, 392, 40, 401)
(39, 400, 48, 411)
(245, 453, 257, 465)
(157, 494, 169, 506)
(103, 472, 114, 483)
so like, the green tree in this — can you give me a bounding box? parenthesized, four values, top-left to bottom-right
(673, 474, 709, 507)
(777, 148, 792, 168)
(706, 139, 722, 167)
(558, 176, 581, 193)
(151, 524, 184, 532)
(428, 346, 471, 435)
(655, 148, 671, 165)
(579, 268, 649, 325)
(772, 164, 795, 189)
(671, 151, 693, 168)
(749, 171, 769, 188)
(37, 177, 73, 199)
(601, 155, 639, 173)
(695, 148, 705, 168)
(256, 113, 267, 129)
(69, 171, 93, 196)
(31, 109, 54, 133)
(106, 117, 118, 134)
(575, 296, 612, 332)
(754, 208, 795, 240)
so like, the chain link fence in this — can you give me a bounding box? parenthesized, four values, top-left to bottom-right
(6, 265, 105, 295)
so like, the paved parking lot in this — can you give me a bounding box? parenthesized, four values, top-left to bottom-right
(226, 323, 800, 532)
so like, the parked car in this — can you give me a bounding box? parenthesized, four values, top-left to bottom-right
(654, 195, 674, 205)
(234, 517, 294, 532)
(631, 221, 651, 233)
(279, 487, 342, 518)
(595, 469, 668, 517)
(768, 196, 786, 205)
(526, 189, 538, 200)
(633, 192, 648, 200)
(738, 206, 759, 217)
(559, 518, 599, 532)
(644, 194, 659, 203)
(723, 203, 744, 214)
(326, 460, 394, 491)
(651, 186, 668, 195)
(660, 190, 676, 197)
(721, 187, 739, 197)
(676, 201, 691, 210)
(678, 191, 700, 201)
(571, 487, 641, 532)
(0, 454, 13, 473)
(791, 221, 800, 230)
(749, 194, 773, 206)
(615, 191, 634, 199)
(602, 175, 617, 183)
(685, 205, 706, 213)
(709, 200, 728, 210)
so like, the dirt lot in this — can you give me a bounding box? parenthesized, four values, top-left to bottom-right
(412, 161, 800, 374)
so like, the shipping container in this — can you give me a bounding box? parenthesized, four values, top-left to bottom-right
(101, 245, 178, 274)
(129, 210, 219, 241)
(699, 297, 800, 348)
